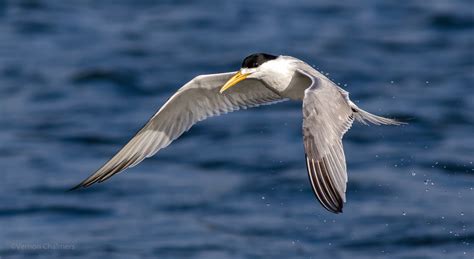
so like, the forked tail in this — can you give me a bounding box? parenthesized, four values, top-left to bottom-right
(350, 102, 404, 126)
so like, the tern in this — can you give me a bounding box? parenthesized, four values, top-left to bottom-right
(71, 53, 401, 213)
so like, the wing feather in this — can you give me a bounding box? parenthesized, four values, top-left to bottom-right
(72, 72, 284, 189)
(300, 69, 354, 213)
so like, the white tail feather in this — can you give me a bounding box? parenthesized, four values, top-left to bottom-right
(350, 103, 404, 126)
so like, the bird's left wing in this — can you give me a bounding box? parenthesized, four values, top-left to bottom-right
(298, 69, 354, 214)
(72, 72, 284, 189)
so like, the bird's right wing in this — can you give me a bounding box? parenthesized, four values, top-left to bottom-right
(298, 69, 354, 214)
(298, 68, 401, 213)
(72, 72, 285, 189)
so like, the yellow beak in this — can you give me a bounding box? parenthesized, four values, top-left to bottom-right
(219, 71, 250, 93)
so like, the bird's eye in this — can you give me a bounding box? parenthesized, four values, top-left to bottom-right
(253, 62, 258, 67)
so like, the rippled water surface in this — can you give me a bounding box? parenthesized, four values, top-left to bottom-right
(0, 1, 473, 258)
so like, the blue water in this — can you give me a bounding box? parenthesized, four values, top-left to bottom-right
(0, 1, 473, 258)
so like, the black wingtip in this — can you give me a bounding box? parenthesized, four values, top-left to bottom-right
(333, 206, 343, 214)
(67, 171, 105, 192)
(68, 179, 94, 191)
(305, 155, 345, 214)
(68, 183, 84, 192)
(323, 201, 343, 214)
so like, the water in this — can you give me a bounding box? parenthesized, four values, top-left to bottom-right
(0, 1, 473, 258)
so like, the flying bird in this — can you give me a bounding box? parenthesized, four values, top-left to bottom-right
(71, 53, 401, 213)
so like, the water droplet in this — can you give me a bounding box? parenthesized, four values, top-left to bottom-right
(402, 212, 406, 216)
(261, 196, 265, 200)
(461, 212, 464, 216)
(390, 81, 394, 84)
(411, 171, 416, 176)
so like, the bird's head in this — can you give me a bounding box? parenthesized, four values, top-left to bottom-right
(220, 53, 293, 93)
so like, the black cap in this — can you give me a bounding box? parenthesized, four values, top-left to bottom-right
(241, 53, 278, 68)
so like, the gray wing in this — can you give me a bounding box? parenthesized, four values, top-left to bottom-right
(72, 72, 284, 189)
(299, 70, 354, 213)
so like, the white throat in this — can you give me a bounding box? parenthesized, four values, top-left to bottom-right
(254, 58, 296, 92)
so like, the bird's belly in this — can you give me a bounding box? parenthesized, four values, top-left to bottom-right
(281, 87, 306, 100)
(280, 71, 312, 100)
